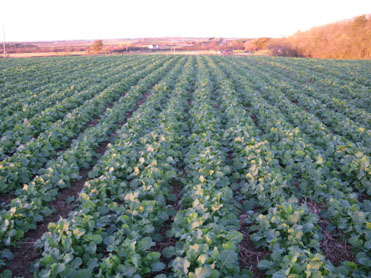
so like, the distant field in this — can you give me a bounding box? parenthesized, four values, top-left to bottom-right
(0, 55, 370, 277)
(6, 51, 87, 58)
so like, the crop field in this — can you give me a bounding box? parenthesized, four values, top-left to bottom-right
(0, 55, 370, 278)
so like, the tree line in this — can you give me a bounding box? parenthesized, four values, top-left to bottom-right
(248, 15, 371, 59)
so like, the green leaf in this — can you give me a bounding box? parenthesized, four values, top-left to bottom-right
(64, 269, 91, 278)
(55, 263, 66, 274)
(86, 243, 97, 254)
(144, 224, 155, 234)
(131, 254, 140, 268)
(119, 264, 136, 277)
(303, 223, 314, 233)
(356, 252, 370, 266)
(240, 269, 253, 278)
(154, 275, 167, 278)
(257, 259, 273, 270)
(1, 249, 13, 260)
(162, 246, 175, 259)
(151, 262, 166, 272)
(138, 237, 153, 251)
(226, 231, 243, 242)
(219, 250, 237, 270)
(343, 261, 358, 270)
(71, 257, 82, 268)
(334, 265, 349, 275)
(63, 252, 74, 264)
(165, 170, 177, 179)
(87, 258, 98, 270)
(272, 272, 286, 278)
(92, 234, 103, 244)
(66, 196, 75, 204)
(0, 270, 12, 278)
(210, 269, 221, 278)
(75, 269, 91, 278)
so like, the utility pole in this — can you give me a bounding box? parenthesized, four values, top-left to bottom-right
(3, 25, 6, 58)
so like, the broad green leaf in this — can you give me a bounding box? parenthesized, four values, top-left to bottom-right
(1, 249, 13, 260)
(138, 237, 153, 251)
(258, 259, 273, 270)
(152, 262, 166, 272)
(119, 264, 136, 277)
(219, 250, 237, 270)
(162, 246, 175, 259)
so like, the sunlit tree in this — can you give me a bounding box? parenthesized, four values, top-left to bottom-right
(92, 40, 103, 53)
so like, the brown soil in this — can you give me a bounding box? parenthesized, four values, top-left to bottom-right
(358, 193, 370, 202)
(148, 86, 194, 276)
(170, 179, 184, 208)
(0, 194, 16, 205)
(148, 179, 183, 277)
(303, 198, 355, 266)
(250, 114, 260, 129)
(226, 151, 234, 161)
(136, 91, 150, 106)
(88, 118, 100, 127)
(150, 222, 177, 255)
(239, 214, 268, 278)
(5, 164, 93, 277)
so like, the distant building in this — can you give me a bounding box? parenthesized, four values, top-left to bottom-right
(148, 44, 159, 50)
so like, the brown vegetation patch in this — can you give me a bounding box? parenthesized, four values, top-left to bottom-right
(293, 181, 300, 191)
(320, 227, 355, 266)
(239, 214, 268, 278)
(226, 151, 234, 161)
(166, 180, 183, 211)
(136, 91, 151, 106)
(88, 118, 100, 127)
(303, 197, 355, 266)
(0, 193, 16, 205)
(150, 223, 177, 255)
(250, 114, 260, 129)
(358, 193, 370, 202)
(187, 98, 192, 106)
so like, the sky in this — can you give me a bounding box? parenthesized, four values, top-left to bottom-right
(1, 0, 371, 42)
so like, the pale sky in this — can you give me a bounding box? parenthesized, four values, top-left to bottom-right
(2, 0, 371, 42)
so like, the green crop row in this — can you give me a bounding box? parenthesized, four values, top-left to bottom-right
(0, 56, 172, 194)
(0, 56, 141, 136)
(0, 56, 182, 269)
(32, 57, 190, 277)
(0, 56, 160, 157)
(0, 55, 369, 278)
